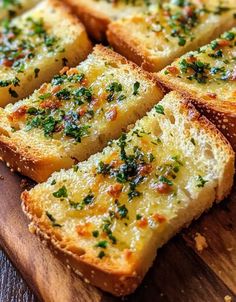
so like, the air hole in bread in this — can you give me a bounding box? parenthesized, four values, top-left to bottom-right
(123, 69, 130, 74)
(183, 122, 191, 131)
(155, 44, 164, 51)
(67, 245, 86, 256)
(108, 62, 119, 68)
(168, 114, 176, 125)
(204, 145, 214, 160)
(152, 122, 163, 137)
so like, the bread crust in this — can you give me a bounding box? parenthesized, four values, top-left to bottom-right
(22, 190, 142, 296)
(0, 135, 74, 183)
(156, 74, 236, 151)
(107, 23, 155, 72)
(21, 92, 235, 296)
(94, 44, 162, 86)
(0, 45, 163, 182)
(107, 9, 236, 72)
(0, 0, 92, 107)
(64, 0, 110, 41)
(177, 99, 235, 201)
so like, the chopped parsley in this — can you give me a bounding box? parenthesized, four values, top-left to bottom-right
(46, 211, 62, 227)
(159, 176, 173, 186)
(106, 81, 125, 102)
(92, 230, 99, 238)
(196, 175, 208, 187)
(155, 104, 165, 115)
(64, 123, 90, 143)
(97, 251, 105, 259)
(53, 185, 68, 198)
(69, 193, 95, 210)
(95, 240, 108, 248)
(136, 214, 142, 220)
(133, 81, 140, 95)
(117, 204, 128, 219)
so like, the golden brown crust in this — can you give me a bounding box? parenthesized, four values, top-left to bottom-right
(156, 74, 236, 151)
(107, 12, 236, 72)
(20, 91, 235, 296)
(22, 191, 142, 296)
(0, 0, 92, 107)
(107, 24, 155, 72)
(0, 136, 74, 182)
(46, 0, 88, 28)
(93, 45, 163, 88)
(0, 45, 163, 183)
(64, 0, 110, 41)
(176, 97, 235, 201)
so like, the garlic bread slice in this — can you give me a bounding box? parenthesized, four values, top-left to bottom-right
(107, 0, 236, 71)
(0, 0, 40, 20)
(64, 0, 157, 41)
(157, 27, 236, 150)
(22, 91, 234, 296)
(0, 0, 92, 107)
(0, 45, 163, 182)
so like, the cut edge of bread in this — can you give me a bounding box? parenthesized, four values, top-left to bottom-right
(64, 0, 111, 41)
(21, 92, 235, 296)
(156, 73, 236, 151)
(107, 12, 236, 72)
(0, 45, 164, 183)
(0, 0, 92, 107)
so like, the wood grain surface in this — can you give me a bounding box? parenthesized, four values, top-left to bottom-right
(0, 161, 236, 302)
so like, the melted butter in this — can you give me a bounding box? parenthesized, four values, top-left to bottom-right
(30, 102, 216, 263)
(161, 27, 236, 101)
(112, 0, 236, 58)
(4, 50, 156, 144)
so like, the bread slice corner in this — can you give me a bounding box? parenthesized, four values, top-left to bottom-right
(107, 1, 236, 71)
(0, 45, 163, 182)
(157, 27, 236, 150)
(0, 0, 40, 20)
(0, 0, 92, 107)
(21, 91, 235, 296)
(64, 0, 154, 41)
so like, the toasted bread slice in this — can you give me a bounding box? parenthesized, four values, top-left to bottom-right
(22, 91, 235, 296)
(0, 0, 40, 20)
(157, 27, 236, 150)
(64, 0, 156, 41)
(0, 45, 163, 182)
(107, 0, 236, 72)
(0, 0, 92, 107)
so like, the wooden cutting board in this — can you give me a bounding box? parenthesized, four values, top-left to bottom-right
(0, 161, 236, 302)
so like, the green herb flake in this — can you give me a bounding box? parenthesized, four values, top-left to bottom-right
(117, 204, 128, 219)
(39, 93, 52, 100)
(133, 81, 140, 95)
(155, 104, 165, 115)
(53, 185, 68, 198)
(136, 214, 142, 220)
(92, 230, 99, 238)
(196, 175, 208, 187)
(159, 176, 173, 186)
(95, 240, 108, 249)
(97, 251, 105, 259)
(46, 211, 62, 227)
(83, 193, 94, 205)
(178, 36, 186, 46)
(51, 179, 56, 185)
